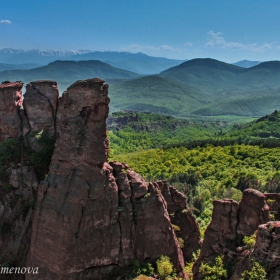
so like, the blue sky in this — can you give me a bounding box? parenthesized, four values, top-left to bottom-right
(1, 0, 280, 62)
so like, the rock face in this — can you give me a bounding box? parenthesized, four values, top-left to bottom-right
(231, 221, 280, 280)
(193, 189, 271, 280)
(0, 80, 58, 277)
(237, 188, 270, 236)
(193, 199, 238, 279)
(0, 165, 38, 270)
(23, 80, 59, 138)
(251, 222, 280, 279)
(26, 78, 196, 279)
(111, 163, 188, 274)
(157, 181, 201, 261)
(0, 82, 23, 141)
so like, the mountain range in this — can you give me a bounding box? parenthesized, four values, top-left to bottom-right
(1, 49, 280, 117)
(0, 48, 184, 74)
(109, 58, 280, 117)
(0, 60, 140, 92)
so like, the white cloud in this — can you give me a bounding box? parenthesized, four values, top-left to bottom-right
(206, 31, 273, 52)
(184, 42, 193, 47)
(161, 45, 174, 51)
(251, 43, 273, 52)
(206, 31, 247, 49)
(0, 20, 11, 24)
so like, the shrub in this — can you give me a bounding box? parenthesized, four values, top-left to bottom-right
(178, 237, 184, 248)
(171, 224, 180, 232)
(199, 256, 227, 280)
(156, 255, 174, 279)
(241, 261, 267, 280)
(185, 250, 200, 279)
(243, 232, 256, 249)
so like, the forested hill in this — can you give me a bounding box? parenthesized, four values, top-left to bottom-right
(108, 109, 280, 157)
(107, 111, 227, 156)
(229, 109, 280, 138)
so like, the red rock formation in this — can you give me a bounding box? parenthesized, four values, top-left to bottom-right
(157, 181, 201, 261)
(27, 79, 114, 279)
(23, 80, 59, 138)
(193, 199, 238, 279)
(0, 82, 24, 142)
(231, 221, 280, 280)
(237, 188, 270, 236)
(194, 189, 272, 280)
(110, 162, 188, 278)
(251, 221, 280, 279)
(26, 78, 192, 279)
(0, 164, 38, 270)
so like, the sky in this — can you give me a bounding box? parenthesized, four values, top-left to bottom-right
(1, 0, 280, 62)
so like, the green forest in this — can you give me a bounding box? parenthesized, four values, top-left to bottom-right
(109, 110, 280, 235)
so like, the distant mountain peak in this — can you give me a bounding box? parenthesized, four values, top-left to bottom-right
(233, 60, 262, 68)
(161, 57, 243, 74)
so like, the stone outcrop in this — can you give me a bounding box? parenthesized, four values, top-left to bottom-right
(157, 181, 201, 261)
(0, 81, 59, 277)
(193, 189, 272, 280)
(251, 221, 280, 279)
(193, 199, 238, 279)
(25, 78, 196, 279)
(0, 165, 38, 270)
(110, 163, 187, 275)
(0, 82, 23, 141)
(237, 188, 270, 236)
(231, 221, 280, 280)
(23, 81, 59, 137)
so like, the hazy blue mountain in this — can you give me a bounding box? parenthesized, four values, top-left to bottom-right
(0, 48, 185, 74)
(0, 48, 88, 64)
(0, 63, 42, 71)
(66, 51, 185, 74)
(0, 60, 140, 92)
(233, 60, 262, 68)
